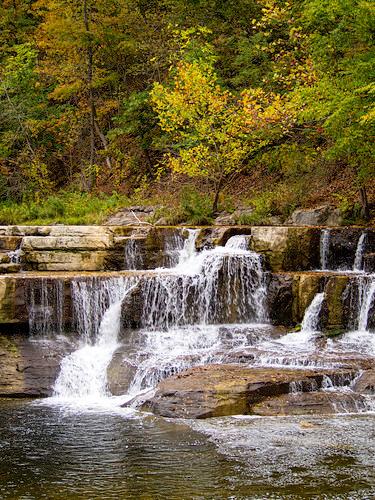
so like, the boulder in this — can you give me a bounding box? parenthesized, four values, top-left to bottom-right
(142, 364, 356, 418)
(287, 205, 343, 226)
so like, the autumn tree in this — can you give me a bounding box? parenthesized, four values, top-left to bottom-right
(150, 46, 295, 213)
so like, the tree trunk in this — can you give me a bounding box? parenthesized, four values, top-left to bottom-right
(359, 186, 370, 220)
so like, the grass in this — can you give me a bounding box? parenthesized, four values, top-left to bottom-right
(0, 191, 131, 225)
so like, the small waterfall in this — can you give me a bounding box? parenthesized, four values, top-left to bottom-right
(357, 275, 375, 332)
(28, 278, 65, 336)
(353, 232, 366, 271)
(175, 228, 199, 266)
(301, 292, 325, 332)
(124, 238, 143, 270)
(53, 278, 137, 400)
(137, 236, 268, 330)
(277, 292, 325, 348)
(8, 248, 22, 264)
(320, 229, 330, 270)
(163, 230, 185, 267)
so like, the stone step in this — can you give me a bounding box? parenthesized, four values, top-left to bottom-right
(0, 263, 21, 273)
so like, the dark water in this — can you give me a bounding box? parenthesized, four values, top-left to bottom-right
(1, 400, 375, 499)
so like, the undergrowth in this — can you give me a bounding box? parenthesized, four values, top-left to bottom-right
(0, 191, 130, 225)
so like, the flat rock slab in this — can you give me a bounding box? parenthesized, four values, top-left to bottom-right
(142, 364, 357, 419)
(252, 390, 370, 416)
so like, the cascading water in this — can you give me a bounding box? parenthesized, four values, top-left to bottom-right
(124, 238, 144, 270)
(8, 248, 22, 264)
(320, 229, 330, 270)
(138, 234, 268, 330)
(52, 277, 136, 401)
(353, 232, 367, 272)
(51, 230, 269, 403)
(28, 278, 65, 336)
(356, 275, 375, 332)
(275, 292, 325, 348)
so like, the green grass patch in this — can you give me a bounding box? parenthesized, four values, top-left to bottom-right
(0, 191, 131, 225)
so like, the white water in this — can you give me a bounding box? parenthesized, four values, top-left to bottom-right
(28, 278, 65, 336)
(124, 238, 144, 270)
(320, 230, 330, 270)
(353, 232, 367, 271)
(8, 248, 22, 264)
(52, 278, 137, 401)
(357, 275, 375, 332)
(275, 292, 325, 348)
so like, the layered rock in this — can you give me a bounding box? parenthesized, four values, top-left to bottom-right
(0, 334, 72, 397)
(141, 364, 357, 418)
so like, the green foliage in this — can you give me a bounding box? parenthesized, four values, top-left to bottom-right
(0, 191, 129, 225)
(179, 188, 214, 225)
(0, 0, 373, 218)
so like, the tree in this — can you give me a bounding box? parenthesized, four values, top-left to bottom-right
(150, 53, 295, 213)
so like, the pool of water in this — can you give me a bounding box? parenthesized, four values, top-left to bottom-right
(1, 399, 375, 499)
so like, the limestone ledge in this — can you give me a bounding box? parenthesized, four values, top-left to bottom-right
(0, 225, 373, 273)
(0, 270, 368, 332)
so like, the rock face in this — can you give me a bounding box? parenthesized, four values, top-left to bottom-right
(250, 227, 321, 272)
(0, 334, 72, 397)
(141, 364, 356, 418)
(287, 205, 343, 226)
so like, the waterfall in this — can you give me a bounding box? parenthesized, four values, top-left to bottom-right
(300, 292, 325, 332)
(50, 231, 269, 403)
(53, 278, 137, 400)
(28, 278, 65, 336)
(320, 229, 330, 270)
(124, 238, 144, 270)
(175, 228, 199, 266)
(276, 292, 325, 348)
(163, 230, 185, 267)
(353, 232, 366, 271)
(137, 235, 268, 330)
(356, 275, 375, 332)
(8, 248, 22, 264)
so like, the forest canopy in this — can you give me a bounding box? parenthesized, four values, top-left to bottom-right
(0, 0, 374, 221)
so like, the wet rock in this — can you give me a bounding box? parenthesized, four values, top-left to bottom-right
(120, 284, 144, 330)
(107, 348, 138, 395)
(195, 226, 252, 250)
(0, 334, 73, 397)
(352, 370, 375, 394)
(252, 391, 369, 416)
(287, 205, 343, 226)
(325, 229, 362, 270)
(266, 274, 294, 326)
(142, 364, 356, 419)
(364, 253, 375, 273)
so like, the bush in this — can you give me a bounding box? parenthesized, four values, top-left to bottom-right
(180, 188, 214, 225)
